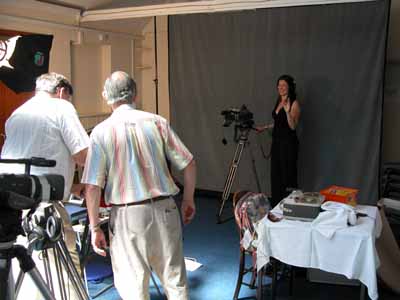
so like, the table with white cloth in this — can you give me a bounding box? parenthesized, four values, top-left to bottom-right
(255, 204, 382, 300)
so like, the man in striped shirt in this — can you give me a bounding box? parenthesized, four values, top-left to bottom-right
(82, 71, 196, 300)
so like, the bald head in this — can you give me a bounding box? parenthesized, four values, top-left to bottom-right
(102, 71, 137, 105)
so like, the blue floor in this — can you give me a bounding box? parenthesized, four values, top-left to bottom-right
(86, 196, 399, 300)
(86, 196, 257, 300)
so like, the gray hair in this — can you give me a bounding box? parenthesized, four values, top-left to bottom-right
(103, 71, 136, 105)
(35, 72, 73, 95)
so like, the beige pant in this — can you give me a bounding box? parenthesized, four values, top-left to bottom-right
(12, 202, 82, 300)
(109, 198, 189, 300)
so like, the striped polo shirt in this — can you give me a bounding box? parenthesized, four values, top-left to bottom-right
(81, 104, 193, 205)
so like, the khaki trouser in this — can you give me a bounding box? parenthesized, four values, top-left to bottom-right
(109, 198, 189, 300)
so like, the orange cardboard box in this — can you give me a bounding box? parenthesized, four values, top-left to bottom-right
(320, 185, 358, 207)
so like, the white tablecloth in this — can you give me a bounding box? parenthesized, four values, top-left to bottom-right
(255, 205, 382, 300)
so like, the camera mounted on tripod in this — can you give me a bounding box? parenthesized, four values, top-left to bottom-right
(218, 105, 263, 223)
(0, 157, 64, 249)
(0, 158, 89, 300)
(221, 105, 255, 143)
(221, 104, 254, 129)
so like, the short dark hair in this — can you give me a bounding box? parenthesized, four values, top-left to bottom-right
(35, 72, 73, 96)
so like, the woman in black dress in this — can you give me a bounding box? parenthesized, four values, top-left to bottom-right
(257, 74, 301, 207)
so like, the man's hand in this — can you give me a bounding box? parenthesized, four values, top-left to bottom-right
(91, 229, 108, 257)
(71, 183, 85, 198)
(181, 199, 196, 225)
(181, 159, 196, 225)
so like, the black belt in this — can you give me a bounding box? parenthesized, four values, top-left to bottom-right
(111, 195, 171, 207)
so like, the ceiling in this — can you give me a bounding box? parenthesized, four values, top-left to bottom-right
(81, 17, 151, 35)
(38, 0, 200, 11)
(30, 0, 400, 54)
(33, 1, 218, 35)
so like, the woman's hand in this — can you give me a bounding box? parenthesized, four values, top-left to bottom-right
(255, 126, 266, 133)
(283, 99, 291, 112)
(255, 124, 273, 133)
(285, 100, 301, 130)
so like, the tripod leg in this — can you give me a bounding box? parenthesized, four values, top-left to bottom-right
(52, 246, 68, 300)
(13, 254, 57, 300)
(218, 140, 246, 222)
(14, 267, 25, 297)
(8, 245, 57, 300)
(0, 255, 14, 300)
(90, 283, 115, 299)
(14, 241, 36, 298)
(27, 267, 57, 300)
(56, 240, 89, 300)
(7, 262, 16, 300)
(42, 249, 55, 295)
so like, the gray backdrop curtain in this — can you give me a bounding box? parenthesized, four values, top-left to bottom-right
(169, 0, 389, 205)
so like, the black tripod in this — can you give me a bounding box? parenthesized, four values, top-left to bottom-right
(217, 126, 261, 223)
(0, 241, 56, 300)
(9, 220, 90, 300)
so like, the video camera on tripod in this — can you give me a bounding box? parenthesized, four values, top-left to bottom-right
(221, 105, 255, 144)
(0, 157, 89, 300)
(0, 157, 64, 245)
(218, 105, 261, 223)
(221, 105, 254, 141)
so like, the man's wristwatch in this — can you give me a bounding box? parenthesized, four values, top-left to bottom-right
(90, 223, 102, 232)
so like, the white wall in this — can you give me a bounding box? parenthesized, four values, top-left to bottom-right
(71, 33, 136, 116)
(71, 44, 104, 114)
(0, 10, 143, 128)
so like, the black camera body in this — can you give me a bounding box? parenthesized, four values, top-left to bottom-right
(221, 104, 254, 129)
(0, 158, 64, 243)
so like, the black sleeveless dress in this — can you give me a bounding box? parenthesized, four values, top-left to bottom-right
(270, 99, 299, 207)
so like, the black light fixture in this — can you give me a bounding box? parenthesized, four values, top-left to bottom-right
(0, 34, 53, 93)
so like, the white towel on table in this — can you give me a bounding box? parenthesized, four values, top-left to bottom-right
(311, 201, 357, 239)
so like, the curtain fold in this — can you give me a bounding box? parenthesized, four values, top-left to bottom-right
(169, 0, 389, 204)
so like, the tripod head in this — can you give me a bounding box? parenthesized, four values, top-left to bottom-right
(233, 124, 257, 143)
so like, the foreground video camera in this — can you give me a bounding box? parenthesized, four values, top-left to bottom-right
(0, 158, 89, 300)
(0, 158, 64, 244)
(221, 104, 254, 129)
